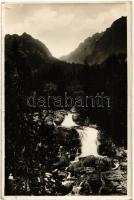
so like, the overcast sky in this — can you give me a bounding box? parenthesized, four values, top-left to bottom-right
(4, 3, 128, 58)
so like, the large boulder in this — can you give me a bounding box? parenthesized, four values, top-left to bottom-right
(82, 155, 96, 166)
(78, 173, 103, 195)
(100, 170, 127, 195)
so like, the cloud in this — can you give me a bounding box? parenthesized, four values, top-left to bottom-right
(4, 3, 127, 57)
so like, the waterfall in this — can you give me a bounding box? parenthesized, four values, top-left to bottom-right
(61, 113, 76, 127)
(61, 112, 99, 158)
(77, 127, 98, 157)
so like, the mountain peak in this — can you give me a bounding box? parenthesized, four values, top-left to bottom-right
(60, 17, 127, 65)
(5, 33, 53, 61)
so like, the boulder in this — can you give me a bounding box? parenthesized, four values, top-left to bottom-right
(84, 167, 95, 174)
(100, 170, 127, 195)
(44, 115, 54, 126)
(102, 170, 125, 181)
(115, 147, 127, 161)
(53, 155, 69, 168)
(61, 181, 74, 195)
(82, 155, 96, 167)
(120, 162, 127, 171)
(67, 161, 82, 173)
(54, 112, 65, 125)
(85, 173, 103, 194)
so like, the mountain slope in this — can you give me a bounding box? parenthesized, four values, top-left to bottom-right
(60, 32, 103, 64)
(60, 17, 127, 65)
(5, 33, 55, 70)
(5, 33, 85, 96)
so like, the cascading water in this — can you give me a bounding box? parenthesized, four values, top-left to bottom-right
(61, 112, 99, 158)
(61, 113, 76, 127)
(60, 111, 121, 195)
(78, 127, 98, 157)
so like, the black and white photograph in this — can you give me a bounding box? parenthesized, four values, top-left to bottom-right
(2, 1, 132, 197)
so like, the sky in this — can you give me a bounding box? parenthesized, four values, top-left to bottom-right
(4, 3, 128, 58)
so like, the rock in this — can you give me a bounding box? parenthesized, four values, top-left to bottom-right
(8, 173, 14, 180)
(79, 181, 92, 195)
(73, 167, 95, 177)
(33, 113, 39, 122)
(72, 113, 81, 125)
(73, 167, 84, 176)
(115, 147, 127, 161)
(85, 173, 103, 194)
(84, 167, 95, 174)
(82, 155, 96, 167)
(44, 115, 54, 126)
(72, 185, 83, 195)
(60, 155, 69, 166)
(45, 172, 52, 177)
(102, 170, 125, 181)
(42, 110, 48, 118)
(100, 170, 127, 195)
(67, 161, 82, 173)
(58, 127, 80, 152)
(62, 180, 74, 188)
(111, 159, 119, 170)
(102, 157, 113, 170)
(57, 171, 67, 179)
(54, 112, 65, 125)
(53, 155, 69, 168)
(81, 156, 119, 172)
(120, 162, 127, 170)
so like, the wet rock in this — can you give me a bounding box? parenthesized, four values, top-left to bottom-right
(42, 110, 48, 118)
(102, 157, 113, 170)
(54, 112, 65, 125)
(72, 185, 83, 195)
(74, 167, 95, 177)
(53, 155, 69, 168)
(60, 182, 74, 195)
(115, 147, 127, 162)
(33, 112, 39, 122)
(100, 170, 127, 195)
(102, 170, 125, 181)
(44, 114, 54, 126)
(111, 159, 120, 170)
(72, 113, 82, 125)
(45, 172, 52, 178)
(58, 127, 80, 152)
(79, 155, 116, 171)
(120, 162, 127, 170)
(84, 167, 95, 174)
(73, 167, 84, 177)
(89, 173, 102, 190)
(67, 161, 82, 173)
(79, 181, 92, 195)
(69, 171, 102, 195)
(57, 171, 67, 179)
(62, 180, 74, 189)
(82, 155, 96, 167)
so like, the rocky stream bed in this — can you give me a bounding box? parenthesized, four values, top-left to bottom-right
(6, 110, 127, 195)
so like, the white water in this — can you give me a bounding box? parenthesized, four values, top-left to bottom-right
(61, 113, 76, 127)
(77, 127, 98, 157)
(61, 112, 99, 158)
